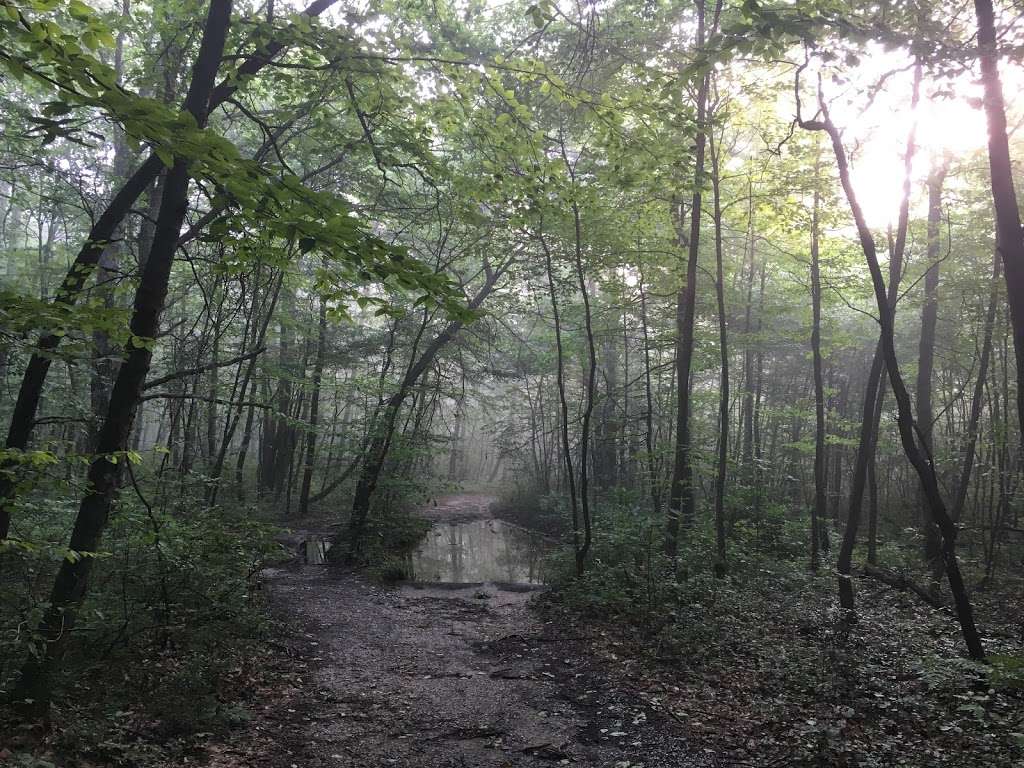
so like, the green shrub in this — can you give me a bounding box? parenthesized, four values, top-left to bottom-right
(1, 478, 285, 753)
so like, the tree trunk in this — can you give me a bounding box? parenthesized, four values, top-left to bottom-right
(0, 0, 340, 542)
(952, 252, 1002, 525)
(917, 159, 951, 570)
(211, 271, 283, 504)
(12, 0, 233, 709)
(540, 230, 582, 573)
(298, 298, 328, 516)
(569, 197, 595, 573)
(974, 0, 1024, 444)
(799, 63, 986, 660)
(809, 149, 825, 572)
(667, 0, 721, 557)
(867, 444, 880, 565)
(637, 265, 661, 516)
(709, 122, 729, 575)
(741, 178, 756, 469)
(810, 62, 919, 613)
(335, 262, 508, 562)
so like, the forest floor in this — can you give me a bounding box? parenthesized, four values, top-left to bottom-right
(173, 493, 1024, 768)
(195, 494, 712, 768)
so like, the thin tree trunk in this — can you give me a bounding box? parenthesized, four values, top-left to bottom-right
(568, 196, 595, 574)
(741, 178, 756, 469)
(952, 253, 1002, 525)
(709, 122, 729, 574)
(336, 261, 509, 562)
(917, 159, 951, 570)
(666, 0, 722, 558)
(809, 148, 825, 572)
(867, 443, 880, 565)
(638, 265, 660, 516)
(753, 262, 766, 467)
(298, 297, 328, 516)
(211, 272, 283, 504)
(807, 62, 919, 613)
(540, 230, 581, 573)
(206, 309, 221, 462)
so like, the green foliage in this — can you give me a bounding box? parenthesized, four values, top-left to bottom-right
(492, 486, 570, 536)
(361, 507, 431, 572)
(989, 654, 1024, 690)
(1, 475, 286, 756)
(544, 503, 1024, 766)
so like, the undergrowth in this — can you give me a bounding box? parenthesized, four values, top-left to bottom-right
(540, 491, 1024, 767)
(0, 473, 287, 766)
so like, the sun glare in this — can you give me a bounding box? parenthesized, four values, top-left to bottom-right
(801, 48, 1024, 230)
(847, 84, 992, 228)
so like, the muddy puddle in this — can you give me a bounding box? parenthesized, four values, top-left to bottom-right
(408, 518, 549, 585)
(300, 518, 550, 586)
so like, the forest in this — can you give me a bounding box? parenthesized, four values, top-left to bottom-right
(1, 0, 1024, 765)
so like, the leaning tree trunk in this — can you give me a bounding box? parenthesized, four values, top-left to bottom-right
(823, 61, 920, 613)
(0, 0, 341, 542)
(974, 0, 1024, 445)
(917, 159, 951, 572)
(798, 64, 986, 660)
(12, 0, 234, 710)
(335, 262, 509, 562)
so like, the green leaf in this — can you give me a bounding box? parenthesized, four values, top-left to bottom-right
(154, 146, 174, 168)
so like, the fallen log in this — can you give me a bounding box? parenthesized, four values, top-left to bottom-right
(863, 563, 946, 609)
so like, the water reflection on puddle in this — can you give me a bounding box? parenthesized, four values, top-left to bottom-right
(409, 519, 549, 585)
(298, 519, 550, 585)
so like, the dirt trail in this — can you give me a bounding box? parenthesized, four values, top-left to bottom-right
(220, 494, 710, 768)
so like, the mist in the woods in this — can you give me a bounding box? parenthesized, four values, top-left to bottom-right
(2, 0, 1024, 766)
